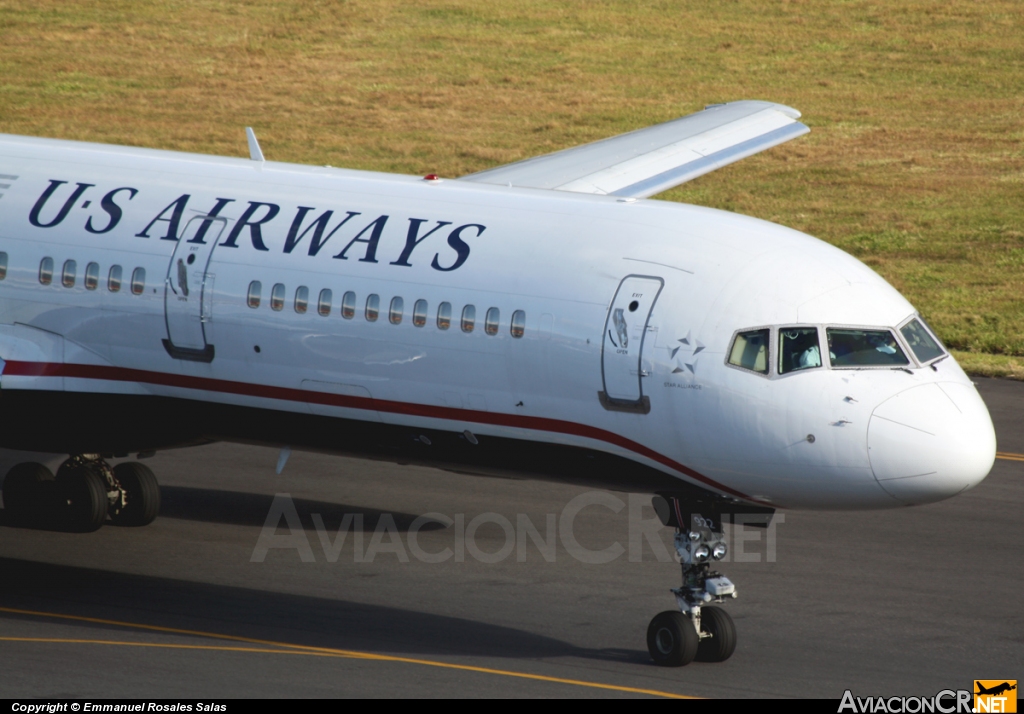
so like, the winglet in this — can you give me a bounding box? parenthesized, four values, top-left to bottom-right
(245, 127, 265, 162)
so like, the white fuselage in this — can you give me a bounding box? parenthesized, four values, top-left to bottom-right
(0, 134, 997, 509)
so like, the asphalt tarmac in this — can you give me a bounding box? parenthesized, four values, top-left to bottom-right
(1, 377, 1021, 698)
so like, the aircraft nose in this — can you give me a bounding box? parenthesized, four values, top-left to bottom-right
(868, 382, 996, 505)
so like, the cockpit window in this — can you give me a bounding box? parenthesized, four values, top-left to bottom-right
(900, 318, 946, 364)
(827, 328, 909, 367)
(728, 329, 769, 374)
(779, 328, 821, 374)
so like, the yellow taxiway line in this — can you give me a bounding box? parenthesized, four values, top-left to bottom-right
(996, 452, 1024, 463)
(0, 606, 692, 699)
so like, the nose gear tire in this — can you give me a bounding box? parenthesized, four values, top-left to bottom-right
(647, 610, 699, 667)
(695, 605, 737, 662)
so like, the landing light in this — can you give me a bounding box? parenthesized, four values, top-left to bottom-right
(712, 542, 728, 560)
(694, 544, 710, 562)
(688, 531, 701, 542)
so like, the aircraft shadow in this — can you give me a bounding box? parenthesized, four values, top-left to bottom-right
(0, 557, 644, 664)
(0, 487, 445, 533)
(157, 486, 446, 532)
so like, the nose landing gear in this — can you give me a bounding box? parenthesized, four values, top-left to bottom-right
(647, 495, 770, 667)
(2, 456, 160, 532)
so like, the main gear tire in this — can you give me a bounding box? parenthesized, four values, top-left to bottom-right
(111, 462, 160, 526)
(695, 606, 737, 662)
(55, 462, 108, 533)
(647, 610, 699, 667)
(2, 462, 56, 526)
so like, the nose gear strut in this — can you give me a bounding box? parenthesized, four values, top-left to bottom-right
(646, 494, 774, 667)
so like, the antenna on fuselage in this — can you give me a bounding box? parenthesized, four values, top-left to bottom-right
(245, 127, 265, 162)
(275, 446, 291, 475)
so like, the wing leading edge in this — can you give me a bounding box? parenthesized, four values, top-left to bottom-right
(459, 100, 808, 199)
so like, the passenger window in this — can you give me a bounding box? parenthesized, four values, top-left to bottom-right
(511, 310, 526, 338)
(437, 302, 452, 330)
(131, 267, 145, 295)
(270, 283, 285, 311)
(461, 305, 476, 333)
(341, 291, 356, 319)
(84, 262, 99, 290)
(485, 307, 500, 336)
(0, 251, 7, 280)
(365, 294, 380, 322)
(900, 318, 945, 364)
(318, 289, 332, 317)
(294, 286, 309, 314)
(108, 265, 122, 292)
(827, 328, 909, 367)
(413, 299, 428, 327)
(389, 297, 404, 324)
(779, 328, 821, 374)
(39, 257, 54, 285)
(62, 260, 76, 288)
(247, 281, 262, 308)
(728, 329, 769, 374)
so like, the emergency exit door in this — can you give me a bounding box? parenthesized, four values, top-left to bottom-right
(600, 275, 663, 412)
(162, 215, 226, 362)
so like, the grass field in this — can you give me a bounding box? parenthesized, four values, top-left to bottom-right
(1, 1, 1022, 375)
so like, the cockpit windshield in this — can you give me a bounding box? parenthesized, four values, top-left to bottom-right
(779, 327, 821, 374)
(899, 318, 946, 364)
(827, 328, 909, 367)
(728, 329, 769, 374)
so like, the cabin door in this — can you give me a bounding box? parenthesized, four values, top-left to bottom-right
(163, 215, 226, 362)
(600, 275, 664, 411)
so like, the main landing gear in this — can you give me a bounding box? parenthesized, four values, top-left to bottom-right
(645, 495, 768, 667)
(2, 455, 160, 532)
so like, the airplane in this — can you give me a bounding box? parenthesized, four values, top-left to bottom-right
(0, 101, 997, 667)
(976, 683, 1017, 697)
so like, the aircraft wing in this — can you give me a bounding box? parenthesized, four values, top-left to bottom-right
(458, 100, 808, 199)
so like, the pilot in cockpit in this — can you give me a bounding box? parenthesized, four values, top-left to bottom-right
(780, 328, 821, 374)
(827, 328, 908, 367)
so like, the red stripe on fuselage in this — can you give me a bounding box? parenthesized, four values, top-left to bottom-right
(1, 360, 768, 505)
